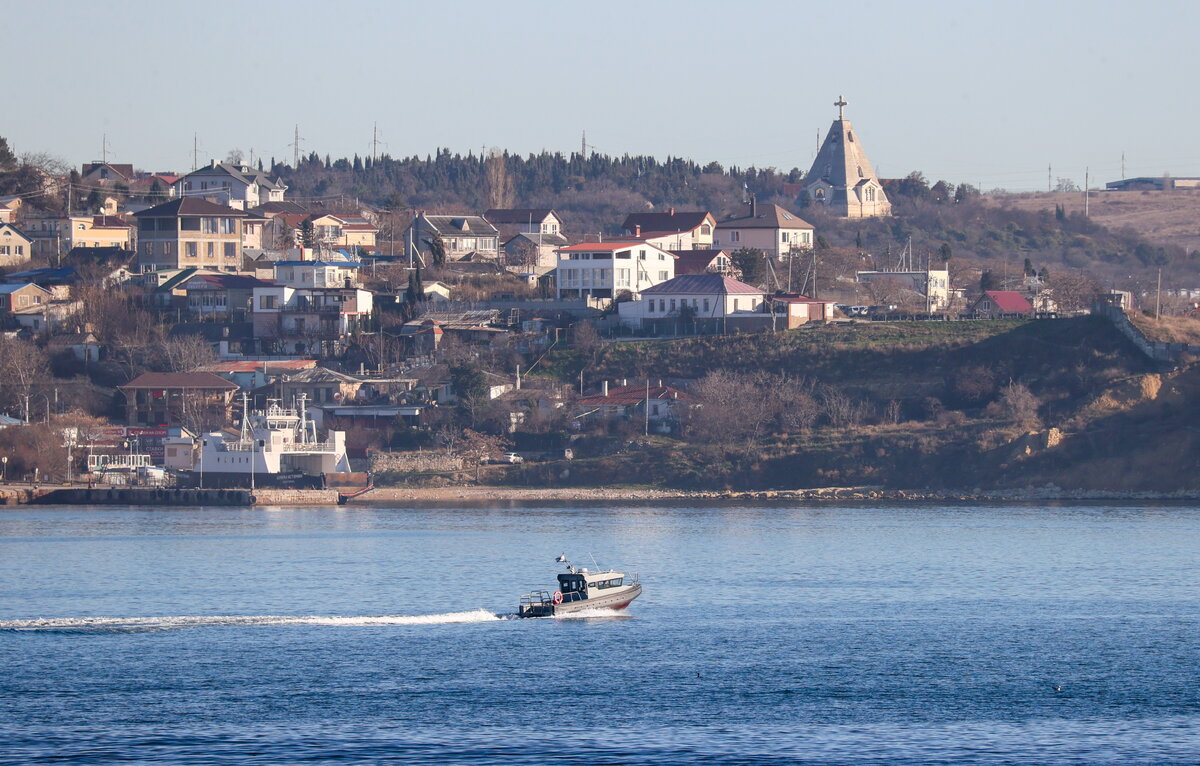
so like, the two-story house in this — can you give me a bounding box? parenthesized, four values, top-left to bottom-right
(714, 201, 814, 259)
(80, 162, 136, 187)
(251, 259, 373, 356)
(622, 210, 716, 251)
(483, 208, 564, 237)
(23, 215, 135, 259)
(403, 212, 499, 264)
(555, 241, 676, 300)
(173, 161, 287, 210)
(133, 198, 247, 272)
(0, 223, 32, 266)
(501, 231, 569, 277)
(309, 214, 379, 250)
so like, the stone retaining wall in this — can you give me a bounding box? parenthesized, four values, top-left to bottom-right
(370, 452, 463, 474)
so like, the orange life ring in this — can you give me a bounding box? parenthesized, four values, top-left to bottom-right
(552, 590, 563, 604)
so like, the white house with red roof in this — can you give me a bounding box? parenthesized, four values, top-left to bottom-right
(969, 290, 1033, 319)
(617, 273, 765, 327)
(555, 240, 676, 299)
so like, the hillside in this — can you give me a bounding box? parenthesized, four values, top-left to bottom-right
(511, 317, 1197, 493)
(987, 189, 1200, 255)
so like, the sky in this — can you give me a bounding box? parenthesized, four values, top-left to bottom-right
(4, 0, 1197, 191)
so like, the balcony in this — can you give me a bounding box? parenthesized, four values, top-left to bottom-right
(280, 301, 343, 316)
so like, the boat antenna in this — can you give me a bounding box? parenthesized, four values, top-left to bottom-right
(589, 552, 600, 570)
(556, 553, 574, 573)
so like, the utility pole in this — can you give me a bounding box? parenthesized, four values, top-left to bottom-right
(101, 133, 109, 164)
(644, 379, 649, 437)
(1048, 163, 1052, 192)
(1155, 267, 1162, 320)
(1085, 167, 1090, 217)
(581, 130, 586, 158)
(193, 133, 199, 171)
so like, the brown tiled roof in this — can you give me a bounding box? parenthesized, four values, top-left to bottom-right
(133, 198, 247, 218)
(717, 203, 813, 230)
(622, 211, 713, 234)
(119, 372, 239, 390)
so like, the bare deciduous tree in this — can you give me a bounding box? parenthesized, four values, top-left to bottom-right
(159, 335, 217, 372)
(999, 382, 1041, 430)
(0, 336, 49, 420)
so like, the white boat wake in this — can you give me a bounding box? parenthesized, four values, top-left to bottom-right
(0, 609, 505, 632)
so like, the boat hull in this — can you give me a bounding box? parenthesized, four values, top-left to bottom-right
(518, 583, 641, 618)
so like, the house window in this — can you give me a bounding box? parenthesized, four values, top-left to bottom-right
(206, 242, 215, 257)
(260, 295, 277, 310)
(648, 300, 655, 313)
(703, 299, 710, 312)
(865, 187, 876, 202)
(733, 299, 739, 311)
(182, 217, 201, 231)
(701, 224, 711, 236)
(658, 271, 668, 281)
(224, 242, 236, 258)
(858, 166, 864, 178)
(669, 299, 676, 311)
(730, 231, 740, 243)
(186, 242, 198, 258)
(781, 232, 788, 243)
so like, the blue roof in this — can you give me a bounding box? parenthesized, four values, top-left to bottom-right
(0, 283, 43, 294)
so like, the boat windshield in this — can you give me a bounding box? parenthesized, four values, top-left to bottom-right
(557, 574, 586, 593)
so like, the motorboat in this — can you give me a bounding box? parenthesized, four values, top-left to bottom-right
(517, 554, 642, 617)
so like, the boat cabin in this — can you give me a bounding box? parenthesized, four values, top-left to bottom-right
(556, 569, 627, 602)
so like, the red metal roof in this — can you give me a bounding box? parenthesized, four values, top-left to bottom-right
(982, 290, 1033, 313)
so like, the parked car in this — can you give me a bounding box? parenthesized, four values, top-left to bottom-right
(502, 452, 524, 464)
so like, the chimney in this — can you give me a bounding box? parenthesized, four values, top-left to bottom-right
(750, 195, 757, 218)
(602, 380, 608, 396)
(621, 378, 628, 387)
(211, 159, 217, 168)
(669, 207, 675, 216)
(635, 224, 641, 237)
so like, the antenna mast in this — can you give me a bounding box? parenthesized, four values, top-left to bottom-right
(291, 124, 304, 168)
(192, 133, 199, 171)
(372, 123, 379, 163)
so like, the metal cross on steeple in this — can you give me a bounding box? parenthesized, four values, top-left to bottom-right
(834, 95, 848, 120)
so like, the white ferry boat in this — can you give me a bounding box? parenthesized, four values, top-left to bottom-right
(187, 394, 351, 488)
(518, 554, 642, 617)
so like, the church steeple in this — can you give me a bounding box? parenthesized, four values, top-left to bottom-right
(804, 97, 892, 218)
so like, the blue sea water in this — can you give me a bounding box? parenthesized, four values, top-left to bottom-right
(2, 502, 1200, 764)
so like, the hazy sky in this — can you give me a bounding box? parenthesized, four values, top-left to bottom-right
(4, 0, 1196, 191)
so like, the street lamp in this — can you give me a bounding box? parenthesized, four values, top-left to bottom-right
(1, 456, 7, 483)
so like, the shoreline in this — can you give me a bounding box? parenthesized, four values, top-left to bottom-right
(346, 485, 1200, 504)
(4, 484, 1199, 508)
